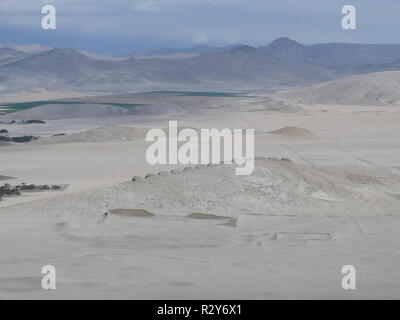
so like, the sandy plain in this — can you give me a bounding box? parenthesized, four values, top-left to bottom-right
(0, 92, 399, 299)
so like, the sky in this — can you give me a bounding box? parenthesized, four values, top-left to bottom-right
(0, 0, 399, 55)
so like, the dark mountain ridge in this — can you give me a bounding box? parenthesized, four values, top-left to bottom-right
(263, 37, 400, 69)
(2, 37, 400, 94)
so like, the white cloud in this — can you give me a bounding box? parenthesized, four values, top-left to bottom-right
(132, 1, 160, 13)
(0, 0, 399, 53)
(192, 32, 208, 44)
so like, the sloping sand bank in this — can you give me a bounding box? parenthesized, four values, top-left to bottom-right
(3, 158, 400, 218)
(0, 158, 400, 299)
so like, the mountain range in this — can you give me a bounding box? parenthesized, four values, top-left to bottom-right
(0, 48, 29, 67)
(128, 44, 243, 57)
(1, 37, 400, 98)
(262, 37, 400, 70)
(279, 71, 400, 106)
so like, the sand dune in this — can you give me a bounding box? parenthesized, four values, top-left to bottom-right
(269, 126, 316, 139)
(32, 125, 200, 145)
(32, 126, 150, 144)
(0, 88, 96, 104)
(1, 107, 400, 298)
(1, 104, 132, 120)
(2, 158, 399, 218)
(279, 71, 400, 106)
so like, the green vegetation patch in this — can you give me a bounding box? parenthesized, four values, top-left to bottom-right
(2, 101, 145, 114)
(145, 91, 246, 97)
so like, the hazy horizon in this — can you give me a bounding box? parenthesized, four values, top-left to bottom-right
(4, 36, 400, 58)
(1, 0, 400, 55)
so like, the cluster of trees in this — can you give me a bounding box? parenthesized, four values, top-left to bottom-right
(0, 183, 62, 201)
(23, 120, 46, 124)
(8, 120, 46, 125)
(0, 135, 38, 143)
(0, 184, 21, 200)
(0, 128, 39, 143)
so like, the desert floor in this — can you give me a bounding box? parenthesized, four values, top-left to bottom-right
(0, 94, 400, 299)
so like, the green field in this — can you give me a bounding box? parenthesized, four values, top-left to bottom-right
(2, 101, 145, 114)
(0, 92, 247, 114)
(146, 91, 245, 97)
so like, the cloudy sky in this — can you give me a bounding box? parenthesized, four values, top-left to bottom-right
(0, 0, 399, 55)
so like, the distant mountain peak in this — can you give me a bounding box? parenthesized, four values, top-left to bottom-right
(266, 37, 304, 50)
(28, 48, 95, 63)
(3, 46, 102, 73)
(46, 48, 87, 57)
(263, 37, 307, 64)
(0, 47, 29, 67)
